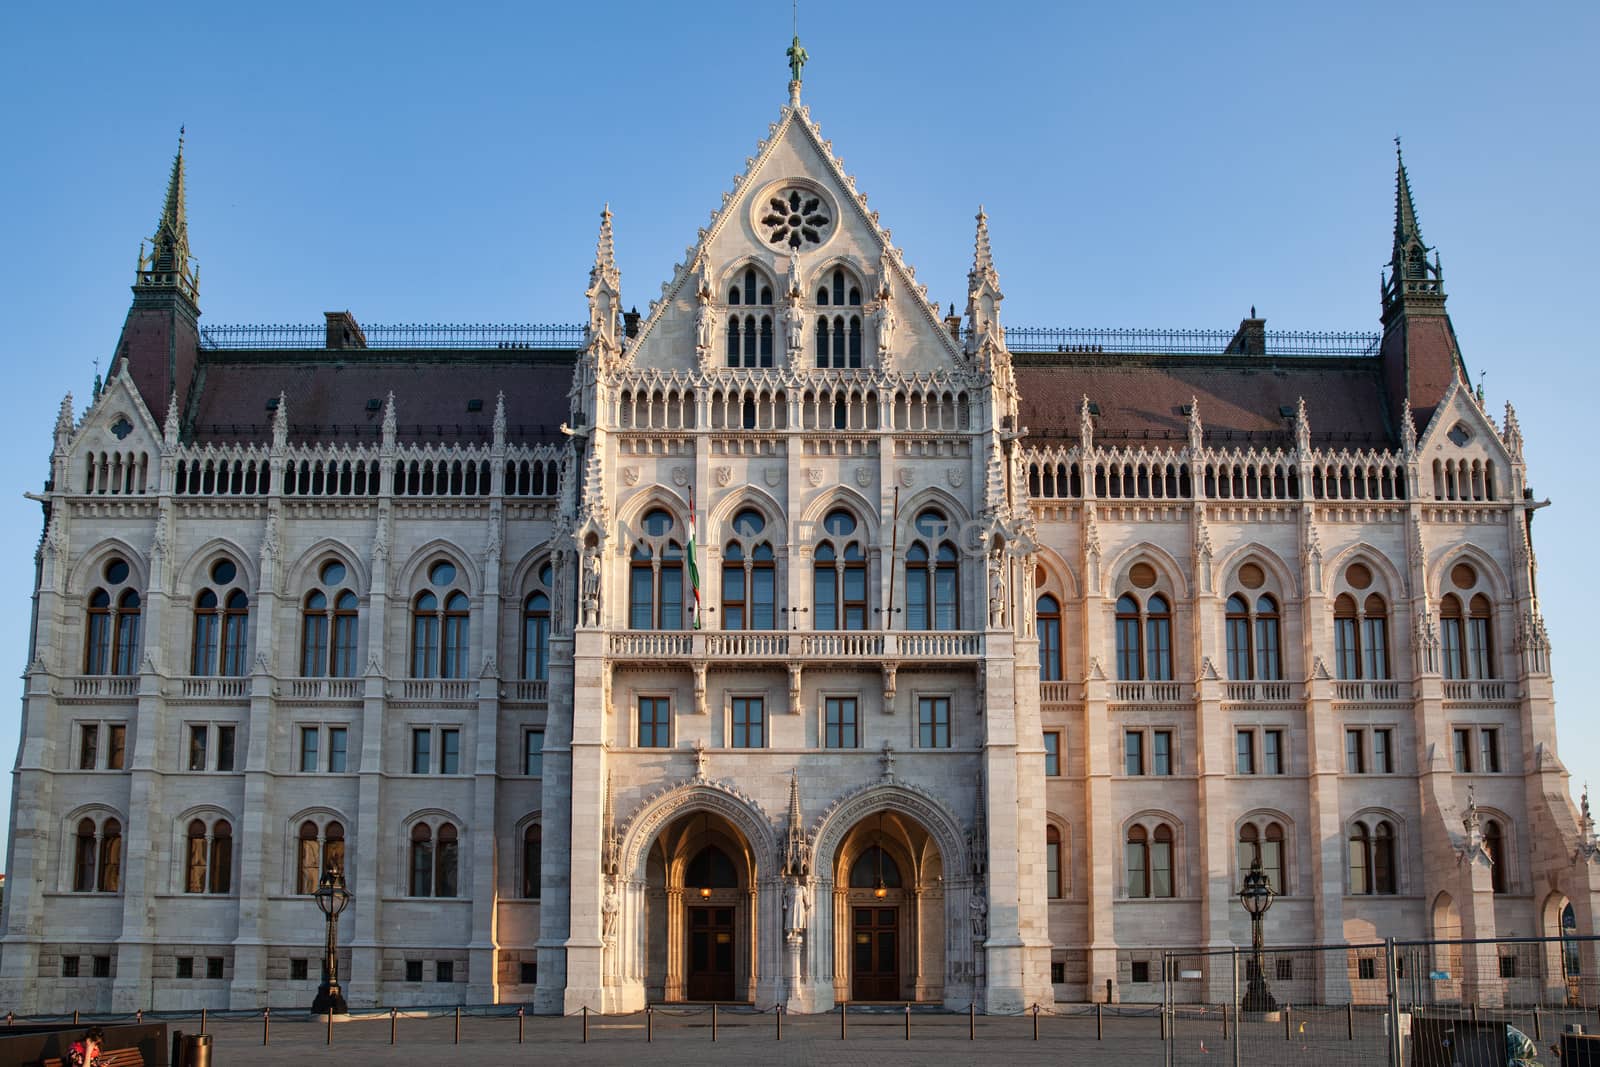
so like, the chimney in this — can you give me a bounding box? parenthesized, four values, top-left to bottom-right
(324, 311, 368, 350)
(1224, 308, 1266, 355)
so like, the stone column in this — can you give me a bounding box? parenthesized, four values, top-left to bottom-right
(663, 887, 685, 1001)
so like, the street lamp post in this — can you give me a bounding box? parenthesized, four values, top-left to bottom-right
(1238, 858, 1278, 1014)
(312, 866, 353, 1016)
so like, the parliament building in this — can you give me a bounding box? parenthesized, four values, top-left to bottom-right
(3, 62, 1598, 1016)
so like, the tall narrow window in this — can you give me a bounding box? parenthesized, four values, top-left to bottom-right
(1452, 728, 1472, 773)
(522, 592, 551, 680)
(74, 818, 97, 892)
(1346, 729, 1365, 774)
(300, 726, 320, 773)
(107, 723, 126, 770)
(221, 591, 249, 675)
(1441, 595, 1466, 679)
(192, 590, 219, 675)
(208, 820, 232, 894)
(1237, 823, 1259, 886)
(1043, 731, 1061, 776)
(323, 821, 345, 877)
(97, 818, 121, 893)
(638, 697, 670, 748)
(1263, 729, 1283, 775)
(85, 589, 113, 674)
(1373, 821, 1396, 894)
(302, 560, 358, 677)
(1126, 826, 1149, 898)
(523, 823, 542, 899)
(331, 591, 359, 677)
(1226, 594, 1280, 679)
(1046, 825, 1062, 899)
(1124, 731, 1144, 776)
(1225, 595, 1252, 680)
(1467, 595, 1495, 679)
(814, 510, 866, 630)
(301, 592, 329, 677)
(439, 728, 461, 775)
(1236, 730, 1256, 775)
(918, 696, 951, 748)
(1261, 822, 1284, 893)
(80, 724, 99, 770)
(411, 592, 440, 678)
(1152, 730, 1172, 775)
(1334, 595, 1360, 680)
(410, 824, 434, 896)
(1349, 824, 1371, 894)
(1479, 728, 1501, 773)
(1115, 592, 1172, 680)
(523, 729, 544, 776)
(186, 819, 209, 893)
(731, 697, 764, 748)
(1485, 819, 1507, 893)
(114, 590, 141, 676)
(1151, 825, 1174, 897)
(1372, 728, 1393, 774)
(1037, 595, 1062, 681)
(1362, 596, 1390, 679)
(411, 561, 468, 678)
(825, 697, 858, 749)
(906, 510, 958, 630)
(629, 509, 684, 631)
(412, 729, 432, 774)
(1254, 597, 1281, 680)
(435, 823, 458, 897)
(297, 821, 321, 894)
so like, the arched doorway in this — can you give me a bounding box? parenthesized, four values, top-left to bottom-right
(643, 810, 758, 1003)
(831, 811, 947, 1002)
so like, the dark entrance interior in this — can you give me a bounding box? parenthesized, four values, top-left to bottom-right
(686, 906, 735, 1001)
(851, 906, 900, 1000)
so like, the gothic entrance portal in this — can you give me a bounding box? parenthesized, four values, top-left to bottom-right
(644, 810, 756, 1003)
(832, 812, 946, 1003)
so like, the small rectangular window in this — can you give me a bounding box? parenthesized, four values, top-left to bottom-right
(207, 956, 224, 980)
(1345, 729, 1365, 774)
(1124, 731, 1144, 776)
(638, 697, 671, 748)
(300, 726, 320, 773)
(436, 960, 454, 983)
(328, 727, 348, 773)
(1275, 958, 1293, 981)
(62, 955, 80, 978)
(1236, 730, 1255, 775)
(188, 724, 209, 771)
(1452, 728, 1472, 773)
(176, 956, 193, 979)
(1051, 961, 1065, 984)
(918, 697, 951, 749)
(732, 697, 765, 749)
(107, 723, 126, 770)
(825, 697, 858, 749)
(290, 958, 309, 981)
(1152, 730, 1172, 776)
(411, 729, 432, 774)
(80, 724, 99, 769)
(1263, 730, 1283, 775)
(1373, 728, 1393, 774)
(1358, 957, 1377, 981)
(524, 729, 544, 776)
(520, 961, 537, 985)
(1130, 961, 1150, 984)
(440, 728, 460, 774)
(1498, 955, 1518, 979)
(1479, 728, 1501, 773)
(93, 955, 111, 978)
(1043, 732, 1061, 777)
(405, 959, 423, 982)
(216, 725, 236, 772)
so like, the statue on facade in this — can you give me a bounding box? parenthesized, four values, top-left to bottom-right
(874, 290, 895, 359)
(581, 549, 601, 627)
(968, 886, 988, 938)
(786, 36, 808, 83)
(785, 249, 806, 362)
(602, 879, 620, 940)
(784, 879, 811, 937)
(988, 549, 1006, 629)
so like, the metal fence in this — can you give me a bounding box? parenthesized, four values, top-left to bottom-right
(1004, 326, 1381, 357)
(1163, 935, 1600, 1067)
(199, 323, 588, 350)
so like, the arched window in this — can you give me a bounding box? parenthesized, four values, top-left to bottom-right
(1362, 595, 1390, 679)
(1037, 594, 1063, 682)
(1348, 818, 1398, 895)
(1152, 824, 1174, 897)
(906, 509, 958, 630)
(814, 508, 867, 630)
(296, 818, 346, 894)
(1127, 824, 1175, 898)
(74, 818, 98, 892)
(1046, 825, 1063, 899)
(1373, 821, 1396, 894)
(1225, 594, 1281, 680)
(523, 593, 551, 679)
(1115, 592, 1172, 681)
(191, 559, 250, 676)
(408, 818, 459, 898)
(1440, 594, 1465, 679)
(629, 508, 685, 630)
(1441, 562, 1497, 680)
(688, 845, 741, 891)
(1348, 823, 1371, 895)
(1468, 594, 1494, 679)
(523, 823, 541, 899)
(85, 557, 142, 675)
(301, 560, 358, 677)
(97, 817, 122, 893)
(721, 509, 776, 630)
(728, 266, 774, 307)
(436, 823, 459, 897)
(814, 269, 865, 369)
(410, 823, 433, 896)
(848, 845, 901, 890)
(1334, 594, 1360, 680)
(411, 561, 469, 678)
(1126, 826, 1149, 898)
(816, 267, 863, 308)
(184, 816, 232, 894)
(1239, 821, 1286, 893)
(1485, 819, 1507, 893)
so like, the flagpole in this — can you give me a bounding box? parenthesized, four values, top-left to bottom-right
(884, 486, 899, 630)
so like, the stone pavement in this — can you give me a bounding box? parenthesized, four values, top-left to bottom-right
(174, 1007, 1172, 1065)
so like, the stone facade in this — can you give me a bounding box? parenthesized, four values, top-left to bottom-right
(3, 77, 1599, 1017)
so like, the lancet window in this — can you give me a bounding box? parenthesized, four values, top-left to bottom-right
(72, 813, 122, 893)
(1125, 823, 1174, 898)
(1334, 593, 1390, 680)
(184, 816, 233, 895)
(411, 560, 470, 679)
(1237, 820, 1286, 893)
(409, 819, 459, 898)
(727, 267, 775, 369)
(1225, 594, 1281, 681)
(905, 509, 958, 630)
(301, 560, 359, 677)
(630, 508, 685, 630)
(1348, 817, 1397, 895)
(721, 509, 775, 630)
(295, 818, 346, 894)
(1114, 575, 1173, 681)
(1037, 594, 1063, 682)
(814, 508, 867, 630)
(522, 562, 553, 680)
(191, 558, 250, 676)
(84, 557, 141, 676)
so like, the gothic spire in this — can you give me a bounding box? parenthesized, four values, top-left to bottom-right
(586, 205, 622, 357)
(1393, 139, 1424, 256)
(1383, 139, 1445, 320)
(139, 128, 198, 302)
(964, 207, 1005, 357)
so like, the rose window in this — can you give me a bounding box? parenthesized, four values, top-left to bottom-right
(761, 189, 831, 249)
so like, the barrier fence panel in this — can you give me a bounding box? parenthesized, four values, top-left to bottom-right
(1166, 935, 1600, 1067)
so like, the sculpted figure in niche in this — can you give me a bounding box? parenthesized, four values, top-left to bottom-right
(988, 550, 1006, 629)
(602, 879, 620, 939)
(581, 549, 601, 627)
(785, 250, 806, 361)
(969, 887, 988, 938)
(784, 879, 811, 936)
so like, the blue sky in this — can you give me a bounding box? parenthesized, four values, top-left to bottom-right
(1, 2, 1596, 856)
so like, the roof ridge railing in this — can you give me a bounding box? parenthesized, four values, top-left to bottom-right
(200, 323, 588, 350)
(1004, 326, 1381, 357)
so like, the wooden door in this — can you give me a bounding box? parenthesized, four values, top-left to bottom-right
(686, 906, 736, 1001)
(851, 906, 900, 1001)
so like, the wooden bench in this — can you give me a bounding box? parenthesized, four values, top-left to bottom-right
(41, 1047, 146, 1067)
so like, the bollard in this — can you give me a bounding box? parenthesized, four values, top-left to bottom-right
(1471, 1003, 1479, 1025)
(519, 1006, 525, 1044)
(262, 1007, 270, 1046)
(583, 1003, 589, 1044)
(1097, 1001, 1103, 1040)
(390, 1007, 397, 1045)
(1283, 1005, 1291, 1042)
(454, 1004, 461, 1045)
(1033, 1002, 1039, 1041)
(1533, 1007, 1542, 1042)
(74, 1010, 80, 1025)
(200, 1007, 207, 1036)
(712, 1001, 718, 1042)
(840, 1000, 847, 1041)
(326, 1006, 333, 1046)
(1223, 1001, 1229, 1040)
(1347, 1002, 1353, 1041)
(1160, 1006, 1167, 1041)
(647, 1004, 654, 1043)
(775, 1003, 781, 1042)
(969, 1001, 976, 1041)
(906, 1001, 912, 1040)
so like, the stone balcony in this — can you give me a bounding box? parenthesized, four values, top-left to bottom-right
(604, 630, 984, 665)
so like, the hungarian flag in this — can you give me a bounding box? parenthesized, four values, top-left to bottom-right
(687, 487, 703, 629)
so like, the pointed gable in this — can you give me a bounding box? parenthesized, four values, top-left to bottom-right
(622, 100, 962, 378)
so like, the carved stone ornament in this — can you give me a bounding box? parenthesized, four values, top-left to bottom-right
(854, 465, 871, 488)
(805, 467, 823, 488)
(715, 465, 732, 487)
(621, 466, 640, 487)
(947, 467, 965, 489)
(897, 468, 915, 489)
(672, 467, 690, 487)
(763, 467, 782, 488)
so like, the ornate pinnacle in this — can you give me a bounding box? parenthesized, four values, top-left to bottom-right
(54, 393, 74, 439)
(1400, 398, 1417, 455)
(1078, 395, 1095, 454)
(1502, 400, 1524, 461)
(1294, 396, 1311, 454)
(1186, 396, 1202, 453)
(163, 391, 181, 449)
(970, 206, 996, 281)
(1393, 138, 1424, 254)
(381, 391, 397, 447)
(271, 392, 288, 451)
(787, 769, 803, 830)
(593, 204, 617, 277)
(493, 391, 507, 445)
